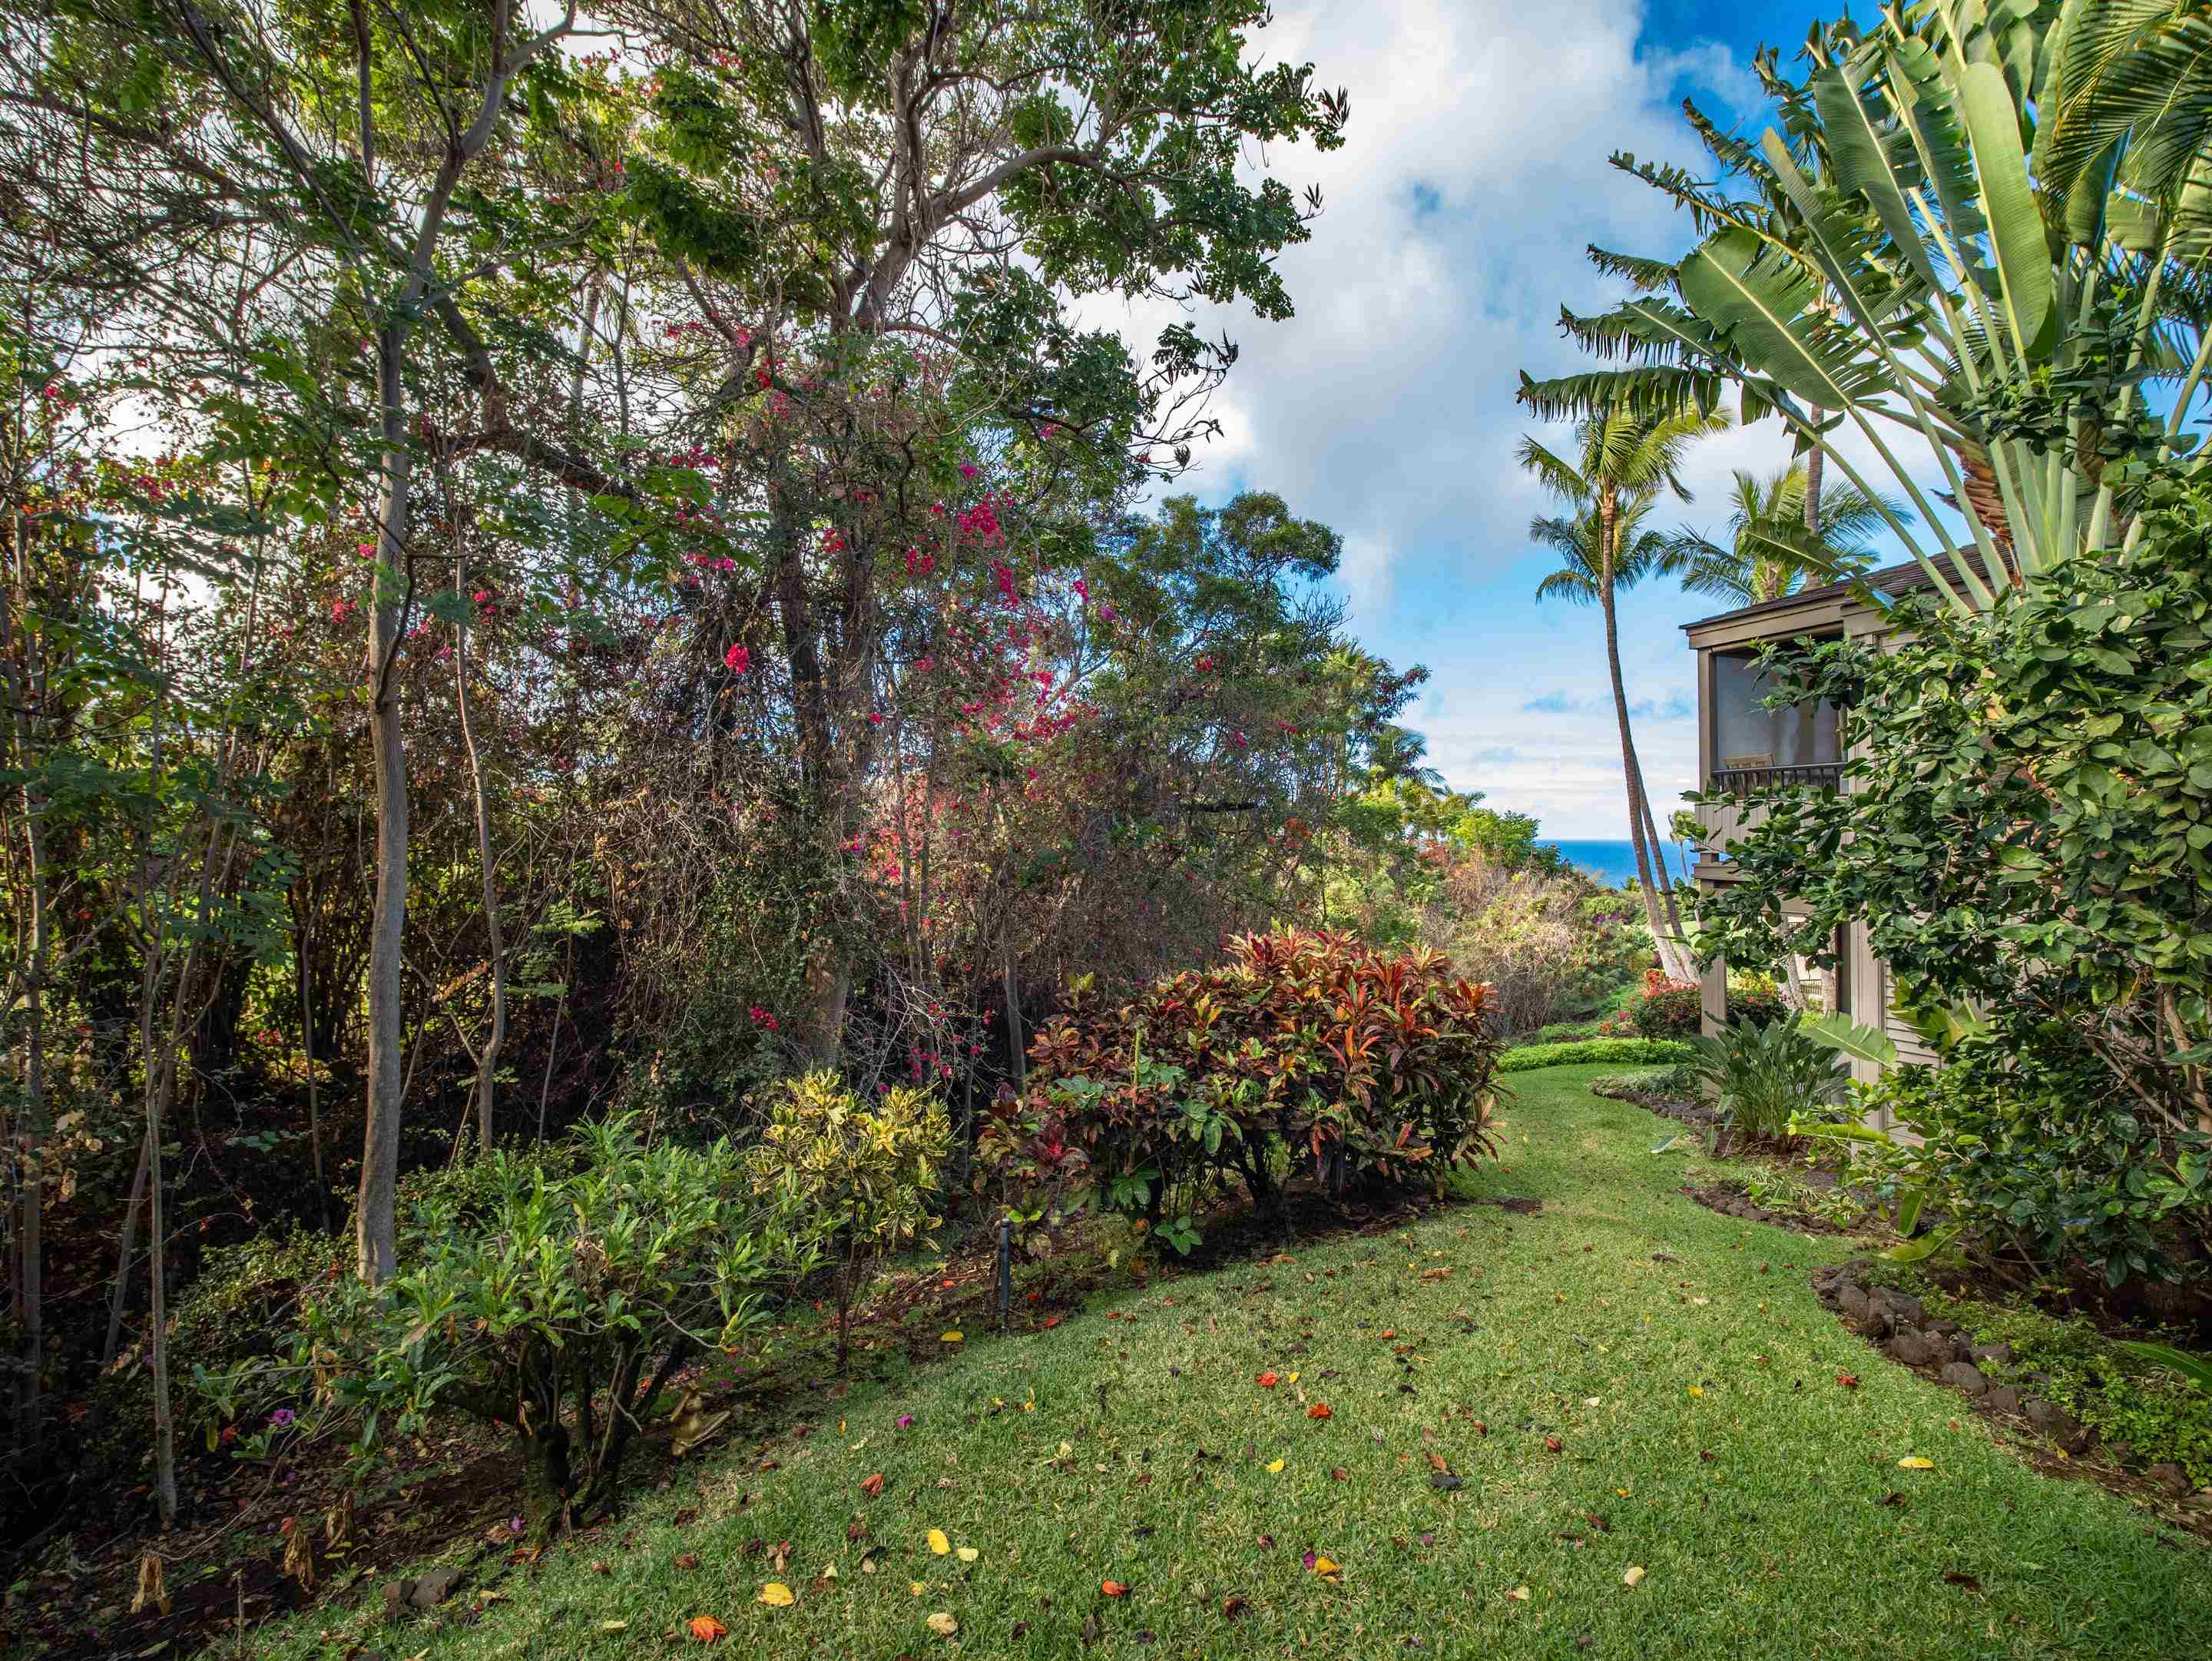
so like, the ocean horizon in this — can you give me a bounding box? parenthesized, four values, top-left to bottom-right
(1541, 838, 1697, 890)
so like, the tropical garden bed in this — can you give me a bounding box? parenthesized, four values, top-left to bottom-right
(25, 1067, 2212, 1661)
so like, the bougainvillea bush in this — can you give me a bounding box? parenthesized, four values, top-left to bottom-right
(1008, 931, 1505, 1248)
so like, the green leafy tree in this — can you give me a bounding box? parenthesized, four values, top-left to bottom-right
(607, 0, 1349, 1061)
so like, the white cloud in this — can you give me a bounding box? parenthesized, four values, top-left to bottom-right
(1078, 1, 1965, 839)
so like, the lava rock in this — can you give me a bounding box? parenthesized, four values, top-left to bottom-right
(1939, 1362, 1989, 1396)
(2024, 1398, 2093, 1454)
(1969, 1342, 2013, 1368)
(1983, 1386, 2022, 1414)
(1836, 1285, 1873, 1327)
(1886, 1331, 1941, 1367)
(1870, 1289, 1927, 1332)
(2147, 1462, 2192, 1499)
(409, 1568, 463, 1610)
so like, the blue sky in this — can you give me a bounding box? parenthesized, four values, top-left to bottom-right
(1091, 1, 1945, 840)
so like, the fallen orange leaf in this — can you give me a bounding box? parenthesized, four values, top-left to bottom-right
(1306, 1402, 1333, 1421)
(1256, 1371, 1279, 1388)
(687, 1614, 728, 1643)
(1101, 1579, 1131, 1597)
(860, 1472, 885, 1497)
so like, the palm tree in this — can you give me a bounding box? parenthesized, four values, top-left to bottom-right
(1521, 402, 1727, 980)
(1666, 463, 1909, 608)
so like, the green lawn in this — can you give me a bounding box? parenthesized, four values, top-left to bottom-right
(274, 1068, 2212, 1660)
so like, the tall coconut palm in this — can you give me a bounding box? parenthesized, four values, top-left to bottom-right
(1521, 400, 1727, 979)
(1666, 462, 1909, 608)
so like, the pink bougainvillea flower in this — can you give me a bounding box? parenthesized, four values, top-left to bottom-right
(1098, 603, 1118, 623)
(896, 1414, 915, 1430)
(724, 644, 750, 673)
(868, 711, 885, 726)
(959, 462, 979, 479)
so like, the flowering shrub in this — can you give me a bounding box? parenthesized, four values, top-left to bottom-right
(1631, 978, 1703, 1038)
(747, 1072, 951, 1369)
(188, 1118, 823, 1538)
(1015, 931, 1505, 1247)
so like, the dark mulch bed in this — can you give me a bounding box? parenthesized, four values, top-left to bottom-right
(1591, 1083, 1720, 1136)
(1682, 1180, 1855, 1235)
(1812, 1260, 2211, 1544)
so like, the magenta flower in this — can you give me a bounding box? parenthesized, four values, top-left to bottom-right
(724, 644, 750, 673)
(269, 1407, 295, 1430)
(896, 1414, 915, 1429)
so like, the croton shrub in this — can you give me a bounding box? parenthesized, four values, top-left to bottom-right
(995, 930, 1505, 1251)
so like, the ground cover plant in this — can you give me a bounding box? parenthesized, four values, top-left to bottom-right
(205, 1069, 2211, 1661)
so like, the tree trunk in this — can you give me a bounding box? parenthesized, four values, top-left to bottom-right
(295, 930, 329, 1232)
(455, 551, 506, 1153)
(1803, 409, 1826, 534)
(141, 1066, 177, 1529)
(15, 802, 48, 1445)
(1596, 508, 1689, 981)
(356, 328, 412, 1281)
(1634, 763, 1691, 960)
(1003, 938, 1026, 1090)
(101, 1132, 150, 1366)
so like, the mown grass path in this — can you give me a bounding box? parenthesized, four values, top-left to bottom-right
(278, 1068, 2212, 1660)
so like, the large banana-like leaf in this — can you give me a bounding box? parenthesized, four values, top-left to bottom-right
(1958, 59, 2058, 360)
(1815, 61, 1942, 292)
(1800, 1011, 1899, 1066)
(2116, 1339, 2212, 1390)
(1677, 227, 1895, 413)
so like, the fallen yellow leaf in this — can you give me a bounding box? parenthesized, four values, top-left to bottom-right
(926, 1529, 951, 1555)
(926, 1611, 959, 1636)
(1506, 1585, 1532, 1601)
(956, 1547, 979, 1563)
(908, 1580, 926, 1596)
(940, 1331, 963, 1344)
(757, 1583, 795, 1607)
(1266, 1458, 1284, 1474)
(1687, 1386, 1704, 1397)
(1623, 1566, 1646, 1587)
(1898, 1457, 1936, 1470)
(599, 1620, 628, 1631)
(1311, 1556, 1339, 1577)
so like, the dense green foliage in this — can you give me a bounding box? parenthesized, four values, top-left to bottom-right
(191, 1119, 821, 1536)
(1815, 1041, 2212, 1286)
(1686, 1015, 1850, 1145)
(1700, 486, 2212, 1278)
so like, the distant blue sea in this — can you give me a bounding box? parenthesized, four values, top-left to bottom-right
(1541, 838, 1696, 890)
